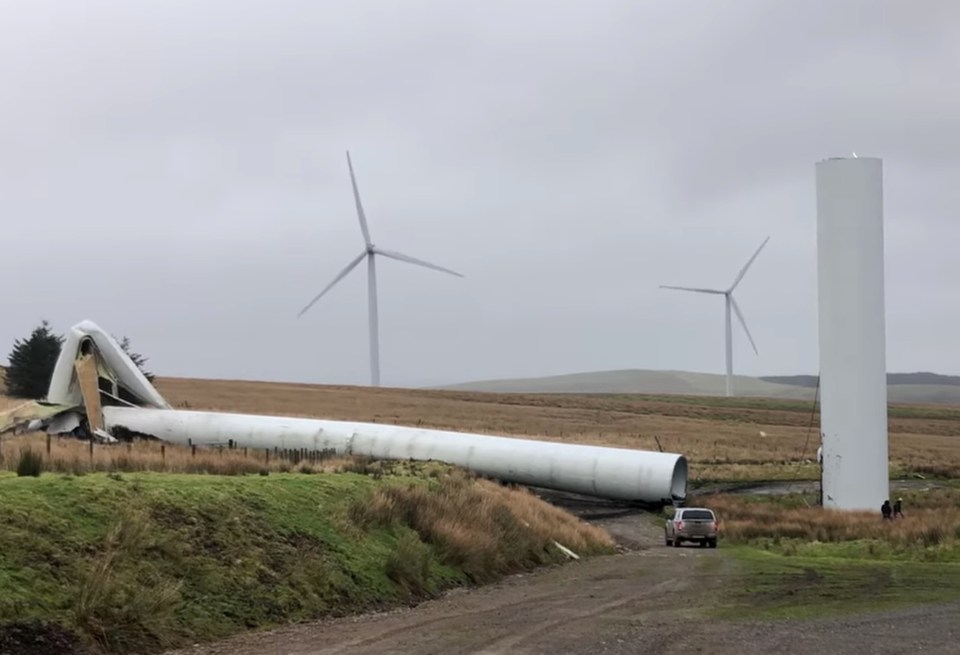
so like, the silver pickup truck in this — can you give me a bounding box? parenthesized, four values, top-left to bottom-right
(665, 507, 719, 548)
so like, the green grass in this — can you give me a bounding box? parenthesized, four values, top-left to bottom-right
(0, 468, 612, 653)
(697, 489, 960, 620)
(713, 546, 960, 620)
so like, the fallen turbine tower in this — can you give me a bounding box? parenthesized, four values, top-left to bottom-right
(10, 320, 689, 506)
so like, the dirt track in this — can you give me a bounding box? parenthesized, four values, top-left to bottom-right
(164, 491, 959, 655)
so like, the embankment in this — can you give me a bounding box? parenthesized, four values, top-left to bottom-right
(0, 464, 614, 654)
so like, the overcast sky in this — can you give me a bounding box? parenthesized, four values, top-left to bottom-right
(2, 0, 959, 388)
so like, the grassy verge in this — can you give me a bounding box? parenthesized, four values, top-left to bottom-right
(0, 465, 614, 654)
(713, 546, 960, 620)
(689, 488, 960, 620)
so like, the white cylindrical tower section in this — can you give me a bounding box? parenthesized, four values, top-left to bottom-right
(816, 156, 889, 511)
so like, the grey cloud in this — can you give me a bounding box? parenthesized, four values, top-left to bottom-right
(2, 0, 959, 387)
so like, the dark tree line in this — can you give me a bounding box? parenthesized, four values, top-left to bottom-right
(2, 320, 155, 399)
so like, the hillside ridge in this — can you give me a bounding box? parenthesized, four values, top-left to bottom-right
(435, 368, 960, 406)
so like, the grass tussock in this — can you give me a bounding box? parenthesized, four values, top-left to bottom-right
(697, 488, 960, 559)
(14, 447, 43, 477)
(71, 509, 183, 653)
(350, 471, 615, 587)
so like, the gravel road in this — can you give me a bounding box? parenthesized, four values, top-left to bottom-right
(164, 491, 960, 655)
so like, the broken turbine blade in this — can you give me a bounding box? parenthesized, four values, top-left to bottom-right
(296, 250, 368, 318)
(373, 248, 465, 277)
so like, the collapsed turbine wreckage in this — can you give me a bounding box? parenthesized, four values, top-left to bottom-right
(3, 320, 689, 505)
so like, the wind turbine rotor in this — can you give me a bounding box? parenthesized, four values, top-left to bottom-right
(298, 152, 465, 387)
(346, 151, 373, 248)
(374, 247, 465, 278)
(659, 285, 725, 294)
(727, 236, 770, 292)
(296, 249, 368, 318)
(729, 295, 758, 355)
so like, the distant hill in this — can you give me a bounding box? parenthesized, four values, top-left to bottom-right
(439, 369, 960, 406)
(763, 372, 960, 388)
(438, 369, 812, 399)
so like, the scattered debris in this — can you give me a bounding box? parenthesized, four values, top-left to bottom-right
(552, 541, 580, 560)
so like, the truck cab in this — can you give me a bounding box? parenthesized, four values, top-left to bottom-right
(665, 507, 718, 548)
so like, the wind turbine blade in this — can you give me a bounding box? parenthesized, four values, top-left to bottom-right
(373, 248, 465, 278)
(296, 250, 368, 318)
(659, 285, 724, 294)
(728, 236, 770, 292)
(346, 151, 372, 247)
(730, 296, 758, 355)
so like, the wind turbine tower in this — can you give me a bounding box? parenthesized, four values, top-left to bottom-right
(816, 155, 888, 511)
(660, 237, 769, 397)
(297, 152, 464, 387)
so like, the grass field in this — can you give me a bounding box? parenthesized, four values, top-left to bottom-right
(4, 374, 960, 483)
(150, 376, 960, 481)
(688, 487, 960, 619)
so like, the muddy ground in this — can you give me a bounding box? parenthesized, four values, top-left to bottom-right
(164, 488, 960, 655)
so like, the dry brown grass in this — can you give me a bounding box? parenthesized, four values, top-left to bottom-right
(3, 373, 960, 481)
(0, 433, 351, 476)
(350, 469, 615, 584)
(695, 489, 960, 551)
(153, 377, 960, 481)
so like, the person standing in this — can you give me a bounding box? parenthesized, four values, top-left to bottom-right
(881, 499, 892, 520)
(893, 497, 904, 518)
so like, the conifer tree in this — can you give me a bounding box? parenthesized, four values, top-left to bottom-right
(4, 320, 64, 399)
(116, 335, 156, 383)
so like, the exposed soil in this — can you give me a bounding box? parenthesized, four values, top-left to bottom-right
(163, 489, 960, 655)
(0, 620, 91, 655)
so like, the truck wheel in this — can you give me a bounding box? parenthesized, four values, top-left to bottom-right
(708, 539, 717, 548)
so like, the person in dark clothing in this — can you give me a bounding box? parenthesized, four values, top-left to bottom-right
(893, 497, 904, 518)
(881, 499, 892, 520)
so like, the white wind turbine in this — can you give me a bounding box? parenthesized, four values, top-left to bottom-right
(660, 237, 769, 397)
(297, 151, 464, 387)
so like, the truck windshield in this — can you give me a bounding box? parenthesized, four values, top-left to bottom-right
(680, 510, 714, 520)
